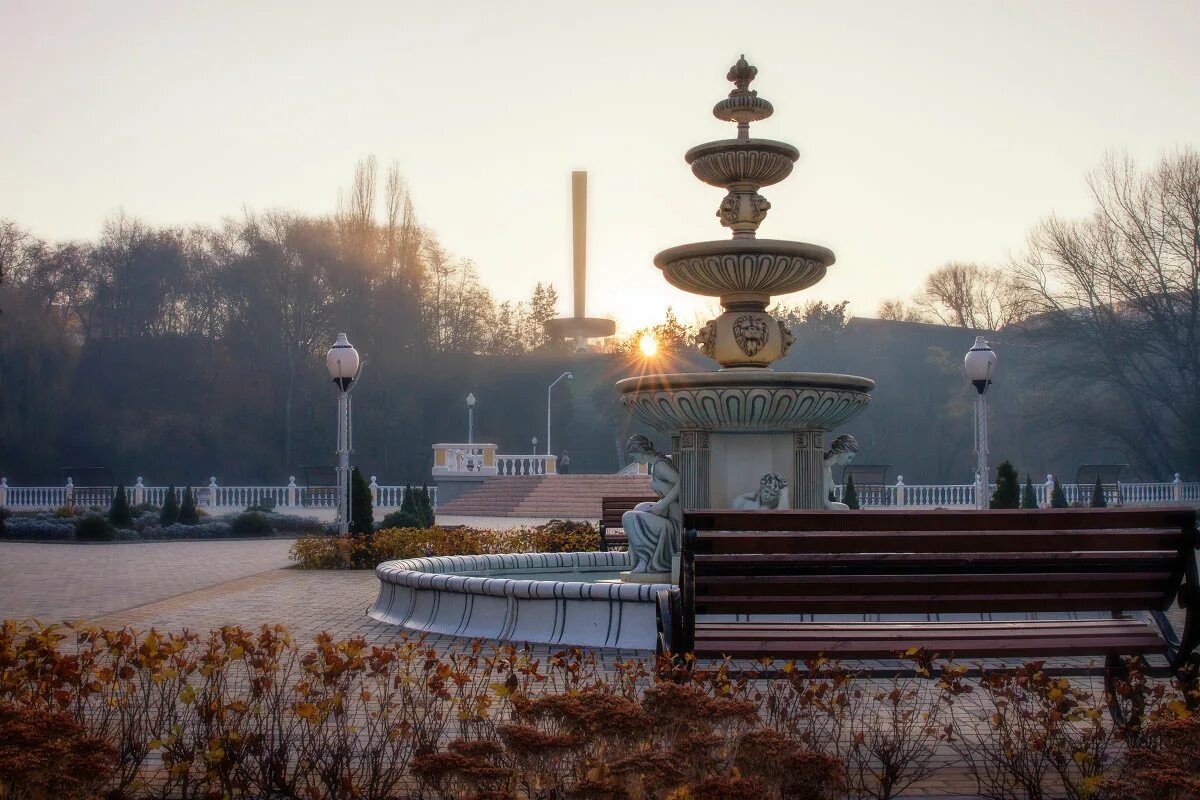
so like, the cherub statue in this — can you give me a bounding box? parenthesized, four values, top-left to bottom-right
(822, 434, 859, 510)
(731, 473, 790, 509)
(621, 435, 681, 576)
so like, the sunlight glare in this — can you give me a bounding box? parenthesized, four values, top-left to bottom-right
(639, 334, 658, 358)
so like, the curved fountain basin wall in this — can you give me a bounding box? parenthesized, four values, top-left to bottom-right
(368, 551, 672, 650)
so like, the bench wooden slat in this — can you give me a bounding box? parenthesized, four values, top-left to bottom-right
(695, 572, 1175, 598)
(694, 553, 1179, 575)
(693, 529, 1187, 555)
(694, 592, 1167, 615)
(685, 508, 1198, 533)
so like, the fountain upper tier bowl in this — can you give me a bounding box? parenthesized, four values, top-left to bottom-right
(616, 371, 874, 432)
(654, 239, 834, 308)
(685, 138, 800, 189)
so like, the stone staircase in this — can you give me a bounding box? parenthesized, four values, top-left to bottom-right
(436, 474, 653, 519)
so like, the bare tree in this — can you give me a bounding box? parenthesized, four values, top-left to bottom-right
(913, 262, 1029, 330)
(1013, 149, 1200, 478)
(876, 298, 927, 322)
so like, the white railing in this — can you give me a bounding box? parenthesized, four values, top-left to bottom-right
(0, 476, 435, 512)
(496, 454, 556, 476)
(831, 473, 1198, 508)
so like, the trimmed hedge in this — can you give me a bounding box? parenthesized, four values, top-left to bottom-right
(290, 520, 601, 570)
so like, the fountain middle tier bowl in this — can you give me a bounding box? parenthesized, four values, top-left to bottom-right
(617, 371, 874, 433)
(654, 239, 834, 306)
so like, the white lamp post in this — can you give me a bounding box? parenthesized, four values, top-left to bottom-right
(532, 436, 538, 454)
(466, 392, 476, 444)
(546, 371, 573, 458)
(326, 333, 362, 536)
(964, 336, 998, 509)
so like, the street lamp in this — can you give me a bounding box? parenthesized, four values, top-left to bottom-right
(546, 371, 573, 458)
(532, 436, 538, 454)
(466, 392, 476, 444)
(326, 333, 362, 535)
(964, 336, 998, 509)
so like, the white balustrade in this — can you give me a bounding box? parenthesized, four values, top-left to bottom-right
(0, 480, 436, 511)
(496, 454, 555, 476)
(0, 469, 1189, 514)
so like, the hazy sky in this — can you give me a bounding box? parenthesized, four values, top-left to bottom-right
(3, 0, 1198, 331)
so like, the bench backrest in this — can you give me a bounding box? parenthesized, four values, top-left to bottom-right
(682, 508, 1198, 617)
(601, 495, 657, 529)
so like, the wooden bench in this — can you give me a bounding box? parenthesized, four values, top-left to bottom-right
(657, 508, 1200, 677)
(599, 495, 657, 551)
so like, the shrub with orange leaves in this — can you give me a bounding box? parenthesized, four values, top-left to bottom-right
(289, 520, 601, 569)
(0, 702, 117, 800)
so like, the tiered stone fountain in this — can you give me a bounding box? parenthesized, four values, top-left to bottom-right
(368, 57, 875, 648)
(617, 56, 874, 513)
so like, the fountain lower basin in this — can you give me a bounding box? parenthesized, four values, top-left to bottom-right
(368, 551, 671, 650)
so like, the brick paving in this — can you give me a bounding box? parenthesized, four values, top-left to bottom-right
(0, 539, 1175, 798)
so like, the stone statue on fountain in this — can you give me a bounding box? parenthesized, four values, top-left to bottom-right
(731, 473, 790, 509)
(621, 434, 681, 583)
(822, 434, 859, 510)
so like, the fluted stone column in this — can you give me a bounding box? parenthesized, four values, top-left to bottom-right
(676, 429, 711, 510)
(793, 430, 826, 509)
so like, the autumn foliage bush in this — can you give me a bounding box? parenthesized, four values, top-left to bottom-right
(0, 618, 1196, 799)
(290, 519, 602, 569)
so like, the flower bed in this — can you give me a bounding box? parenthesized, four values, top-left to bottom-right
(0, 619, 1195, 800)
(290, 519, 600, 569)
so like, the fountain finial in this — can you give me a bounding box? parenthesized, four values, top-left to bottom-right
(727, 54, 757, 93)
(713, 54, 773, 137)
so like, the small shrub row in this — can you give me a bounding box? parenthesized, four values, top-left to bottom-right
(0, 620, 1195, 800)
(1, 510, 328, 541)
(290, 519, 601, 569)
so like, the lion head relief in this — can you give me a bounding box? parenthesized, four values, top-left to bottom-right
(732, 314, 770, 357)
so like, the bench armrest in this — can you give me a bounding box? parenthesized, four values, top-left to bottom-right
(656, 588, 682, 656)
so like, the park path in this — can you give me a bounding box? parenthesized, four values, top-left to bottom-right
(0, 539, 298, 623)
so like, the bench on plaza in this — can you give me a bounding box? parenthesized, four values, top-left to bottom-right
(599, 495, 657, 551)
(657, 508, 1200, 679)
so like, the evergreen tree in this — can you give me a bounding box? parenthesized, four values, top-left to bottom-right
(1050, 477, 1069, 508)
(416, 482, 435, 527)
(349, 467, 374, 535)
(843, 474, 860, 509)
(1090, 476, 1108, 508)
(400, 483, 417, 517)
(159, 485, 180, 526)
(109, 483, 133, 528)
(179, 486, 199, 524)
(989, 461, 1020, 509)
(1021, 474, 1038, 509)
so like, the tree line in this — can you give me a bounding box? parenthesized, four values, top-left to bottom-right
(1, 150, 1197, 485)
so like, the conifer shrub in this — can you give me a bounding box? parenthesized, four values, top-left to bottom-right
(349, 467, 374, 536)
(0, 507, 8, 537)
(159, 485, 179, 526)
(416, 482, 435, 526)
(1090, 476, 1108, 508)
(108, 484, 132, 528)
(75, 513, 115, 541)
(1021, 474, 1038, 509)
(400, 483, 417, 517)
(989, 461, 1020, 509)
(843, 474, 860, 509)
(230, 511, 273, 536)
(1051, 477, 1069, 508)
(379, 510, 422, 530)
(178, 486, 199, 524)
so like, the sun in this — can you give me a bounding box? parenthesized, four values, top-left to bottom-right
(639, 334, 658, 358)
